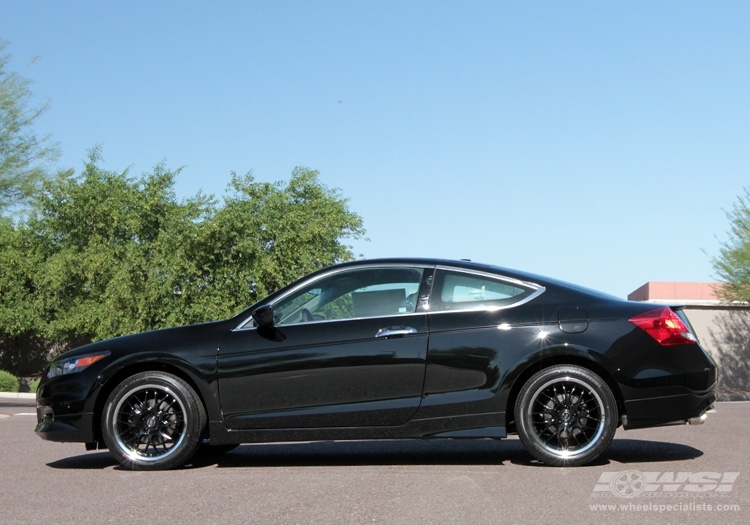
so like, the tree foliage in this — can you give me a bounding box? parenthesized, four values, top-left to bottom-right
(0, 154, 364, 374)
(713, 187, 750, 303)
(0, 213, 49, 375)
(0, 40, 59, 215)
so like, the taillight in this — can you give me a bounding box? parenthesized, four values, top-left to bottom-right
(629, 307, 697, 346)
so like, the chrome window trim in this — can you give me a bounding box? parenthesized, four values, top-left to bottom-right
(428, 265, 546, 314)
(236, 310, 427, 331)
(232, 262, 434, 331)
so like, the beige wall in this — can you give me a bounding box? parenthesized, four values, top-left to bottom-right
(683, 305, 750, 401)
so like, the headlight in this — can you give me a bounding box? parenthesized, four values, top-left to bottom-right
(47, 351, 110, 378)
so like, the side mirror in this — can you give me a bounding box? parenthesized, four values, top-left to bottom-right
(252, 305, 275, 328)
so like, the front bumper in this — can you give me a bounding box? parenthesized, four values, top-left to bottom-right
(35, 403, 95, 443)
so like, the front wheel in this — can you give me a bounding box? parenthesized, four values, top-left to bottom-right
(102, 372, 206, 470)
(514, 365, 617, 466)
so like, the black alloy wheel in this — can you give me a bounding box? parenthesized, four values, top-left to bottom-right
(102, 371, 206, 470)
(514, 365, 617, 466)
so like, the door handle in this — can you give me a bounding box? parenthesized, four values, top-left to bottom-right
(375, 326, 418, 338)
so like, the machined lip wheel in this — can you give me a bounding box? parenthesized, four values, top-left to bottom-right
(103, 371, 206, 470)
(111, 384, 187, 462)
(515, 365, 617, 466)
(528, 376, 605, 458)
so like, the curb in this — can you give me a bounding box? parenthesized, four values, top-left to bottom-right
(0, 392, 36, 400)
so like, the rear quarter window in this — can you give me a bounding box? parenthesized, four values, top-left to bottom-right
(431, 268, 542, 311)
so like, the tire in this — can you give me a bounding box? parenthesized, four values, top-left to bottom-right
(102, 371, 207, 470)
(514, 365, 617, 466)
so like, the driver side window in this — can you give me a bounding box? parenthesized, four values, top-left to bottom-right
(274, 267, 424, 326)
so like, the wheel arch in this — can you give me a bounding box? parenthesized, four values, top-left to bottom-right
(504, 353, 625, 434)
(92, 362, 216, 446)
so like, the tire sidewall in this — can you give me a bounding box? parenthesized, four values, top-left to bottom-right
(515, 365, 617, 467)
(102, 371, 206, 470)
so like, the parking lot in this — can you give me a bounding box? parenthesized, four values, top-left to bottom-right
(1, 396, 748, 524)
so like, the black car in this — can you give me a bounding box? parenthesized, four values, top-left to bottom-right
(35, 258, 717, 469)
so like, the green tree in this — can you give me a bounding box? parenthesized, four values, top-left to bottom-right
(197, 167, 366, 312)
(0, 215, 49, 375)
(25, 151, 213, 342)
(713, 187, 750, 302)
(0, 217, 39, 335)
(0, 40, 59, 215)
(5, 155, 365, 353)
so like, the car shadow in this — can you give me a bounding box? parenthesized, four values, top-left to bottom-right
(46, 437, 703, 470)
(513, 438, 704, 468)
(198, 439, 525, 468)
(46, 451, 119, 470)
(601, 438, 704, 464)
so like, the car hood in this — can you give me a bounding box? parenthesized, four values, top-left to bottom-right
(55, 319, 234, 361)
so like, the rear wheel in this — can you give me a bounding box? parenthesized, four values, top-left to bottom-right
(514, 365, 617, 466)
(102, 371, 206, 470)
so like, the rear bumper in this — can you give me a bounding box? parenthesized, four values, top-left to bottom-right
(621, 388, 717, 430)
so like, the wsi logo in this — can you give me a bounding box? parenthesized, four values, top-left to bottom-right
(593, 471, 740, 498)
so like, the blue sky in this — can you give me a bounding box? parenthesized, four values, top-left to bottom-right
(2, 2, 748, 298)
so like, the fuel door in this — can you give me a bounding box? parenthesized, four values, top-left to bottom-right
(558, 307, 589, 333)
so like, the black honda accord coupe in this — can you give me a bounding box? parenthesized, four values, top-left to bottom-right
(35, 258, 717, 469)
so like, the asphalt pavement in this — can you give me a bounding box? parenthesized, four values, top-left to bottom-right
(2, 396, 748, 524)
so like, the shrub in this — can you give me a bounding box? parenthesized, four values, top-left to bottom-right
(29, 378, 40, 393)
(0, 370, 19, 393)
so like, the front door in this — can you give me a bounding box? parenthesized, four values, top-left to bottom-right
(218, 265, 431, 430)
